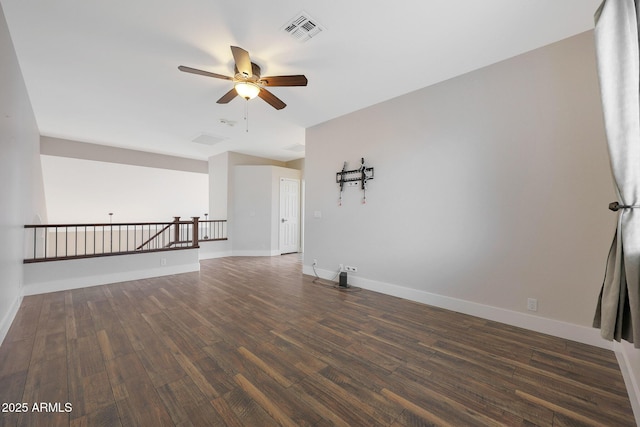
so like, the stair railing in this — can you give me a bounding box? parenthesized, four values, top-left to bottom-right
(24, 216, 226, 263)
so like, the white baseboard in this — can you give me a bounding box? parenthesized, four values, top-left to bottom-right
(232, 250, 281, 257)
(615, 341, 640, 425)
(23, 263, 200, 296)
(303, 265, 612, 350)
(0, 291, 23, 346)
(199, 250, 233, 260)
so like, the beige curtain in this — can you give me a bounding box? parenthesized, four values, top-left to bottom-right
(593, 0, 640, 347)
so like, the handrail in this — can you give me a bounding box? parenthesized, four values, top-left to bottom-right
(136, 216, 181, 250)
(24, 217, 227, 263)
(199, 219, 228, 242)
(23, 221, 189, 228)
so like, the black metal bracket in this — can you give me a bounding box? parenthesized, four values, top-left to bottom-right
(336, 161, 374, 189)
(337, 158, 374, 205)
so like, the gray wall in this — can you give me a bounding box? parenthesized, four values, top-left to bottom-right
(233, 165, 301, 255)
(0, 3, 47, 342)
(208, 151, 287, 219)
(208, 152, 304, 255)
(41, 136, 208, 173)
(304, 31, 615, 328)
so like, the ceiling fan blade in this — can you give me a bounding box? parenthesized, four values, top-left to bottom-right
(178, 65, 233, 80)
(217, 88, 238, 104)
(258, 88, 286, 110)
(231, 46, 252, 78)
(260, 75, 308, 87)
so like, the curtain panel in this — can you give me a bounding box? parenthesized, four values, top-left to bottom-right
(593, 0, 640, 347)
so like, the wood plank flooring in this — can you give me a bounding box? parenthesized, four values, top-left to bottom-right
(0, 255, 635, 426)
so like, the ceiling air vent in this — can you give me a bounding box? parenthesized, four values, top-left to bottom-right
(282, 11, 324, 42)
(191, 133, 226, 146)
(284, 144, 305, 152)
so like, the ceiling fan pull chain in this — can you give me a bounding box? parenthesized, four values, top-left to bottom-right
(245, 99, 249, 133)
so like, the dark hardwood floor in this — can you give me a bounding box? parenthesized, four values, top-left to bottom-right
(0, 255, 635, 426)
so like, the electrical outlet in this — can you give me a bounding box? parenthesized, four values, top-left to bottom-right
(339, 264, 344, 271)
(527, 298, 538, 312)
(161, 258, 167, 266)
(345, 265, 358, 272)
(313, 259, 318, 266)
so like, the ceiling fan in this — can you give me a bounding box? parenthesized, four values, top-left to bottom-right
(179, 46, 308, 110)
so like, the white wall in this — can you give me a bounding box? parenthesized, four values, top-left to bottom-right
(234, 166, 274, 255)
(23, 249, 200, 295)
(0, 3, 47, 343)
(207, 153, 303, 256)
(209, 151, 230, 220)
(40, 155, 209, 223)
(207, 151, 289, 254)
(305, 31, 614, 333)
(233, 165, 301, 255)
(208, 151, 287, 220)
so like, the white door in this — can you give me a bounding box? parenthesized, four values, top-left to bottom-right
(279, 178, 300, 254)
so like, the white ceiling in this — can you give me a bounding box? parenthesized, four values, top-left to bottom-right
(2, 0, 602, 162)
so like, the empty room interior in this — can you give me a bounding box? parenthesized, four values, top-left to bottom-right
(2, 0, 640, 425)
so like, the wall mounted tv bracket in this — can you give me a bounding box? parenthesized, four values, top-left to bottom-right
(336, 157, 374, 205)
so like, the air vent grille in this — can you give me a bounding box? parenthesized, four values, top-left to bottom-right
(191, 133, 226, 146)
(284, 144, 305, 152)
(282, 11, 324, 42)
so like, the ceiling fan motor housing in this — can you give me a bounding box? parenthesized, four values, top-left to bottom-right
(234, 63, 261, 81)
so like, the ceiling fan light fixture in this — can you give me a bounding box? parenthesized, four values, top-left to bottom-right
(235, 82, 260, 100)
